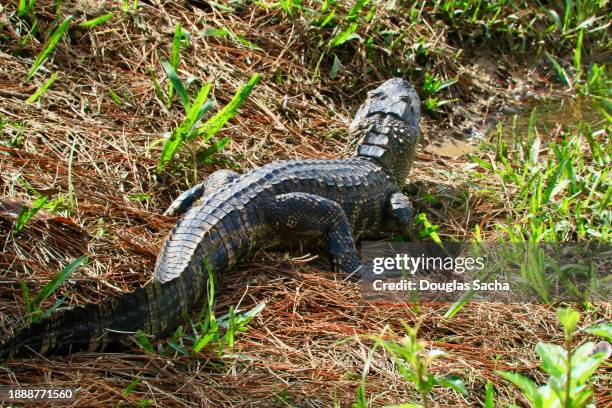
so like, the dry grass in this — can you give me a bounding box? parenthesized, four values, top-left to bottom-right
(0, 1, 609, 407)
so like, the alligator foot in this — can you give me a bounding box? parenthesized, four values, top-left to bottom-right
(387, 191, 416, 240)
(264, 193, 361, 275)
(164, 170, 238, 216)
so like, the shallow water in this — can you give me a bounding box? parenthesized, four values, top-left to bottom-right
(485, 96, 604, 141)
(426, 96, 605, 158)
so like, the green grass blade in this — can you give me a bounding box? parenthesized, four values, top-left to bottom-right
(485, 381, 494, 408)
(319, 9, 335, 28)
(201, 27, 230, 37)
(32, 255, 88, 306)
(18, 0, 28, 17)
(147, 67, 165, 102)
(542, 157, 569, 204)
(545, 51, 572, 89)
(79, 12, 114, 28)
(161, 59, 190, 111)
(156, 130, 185, 174)
(167, 23, 183, 108)
(573, 29, 583, 72)
(108, 88, 124, 105)
(330, 54, 341, 79)
(182, 82, 212, 139)
(20, 281, 32, 315)
(40, 295, 67, 319)
(156, 95, 214, 174)
(329, 22, 360, 47)
(435, 78, 458, 92)
(443, 289, 475, 319)
(123, 379, 140, 397)
(26, 72, 59, 104)
(197, 74, 260, 143)
(135, 331, 154, 352)
(26, 15, 73, 81)
(348, 0, 369, 21)
(13, 196, 48, 233)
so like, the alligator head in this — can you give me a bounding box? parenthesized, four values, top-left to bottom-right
(350, 78, 421, 185)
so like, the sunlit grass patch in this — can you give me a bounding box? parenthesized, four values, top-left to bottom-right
(470, 111, 610, 242)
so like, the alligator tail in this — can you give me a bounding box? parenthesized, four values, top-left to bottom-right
(0, 274, 198, 359)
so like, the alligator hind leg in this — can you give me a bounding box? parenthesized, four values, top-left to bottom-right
(263, 193, 361, 275)
(164, 170, 238, 216)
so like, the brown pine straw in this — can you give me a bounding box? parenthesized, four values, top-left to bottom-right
(0, 1, 609, 406)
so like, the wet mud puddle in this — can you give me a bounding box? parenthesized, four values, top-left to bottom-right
(425, 97, 603, 158)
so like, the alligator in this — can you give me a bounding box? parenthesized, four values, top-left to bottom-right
(0, 78, 421, 358)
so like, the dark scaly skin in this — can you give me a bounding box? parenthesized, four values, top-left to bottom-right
(0, 78, 421, 358)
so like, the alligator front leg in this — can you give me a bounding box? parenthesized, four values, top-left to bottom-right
(387, 191, 415, 240)
(264, 193, 361, 275)
(164, 169, 238, 216)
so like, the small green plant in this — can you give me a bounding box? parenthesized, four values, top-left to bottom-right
(26, 15, 73, 81)
(122, 379, 153, 407)
(375, 320, 467, 408)
(585, 323, 612, 342)
(485, 381, 495, 408)
(498, 307, 610, 408)
(13, 196, 47, 234)
(155, 64, 260, 174)
(191, 267, 265, 356)
(415, 213, 442, 243)
(108, 88, 125, 106)
(422, 72, 458, 112)
(279, 0, 300, 17)
(20, 255, 88, 323)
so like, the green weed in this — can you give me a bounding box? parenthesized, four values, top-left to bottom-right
(156, 63, 213, 173)
(375, 320, 467, 407)
(498, 307, 610, 408)
(155, 63, 259, 174)
(197, 74, 260, 145)
(122, 0, 139, 13)
(123, 379, 153, 407)
(415, 213, 443, 243)
(422, 72, 458, 112)
(485, 381, 495, 408)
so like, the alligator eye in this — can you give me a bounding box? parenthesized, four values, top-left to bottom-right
(399, 96, 411, 103)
